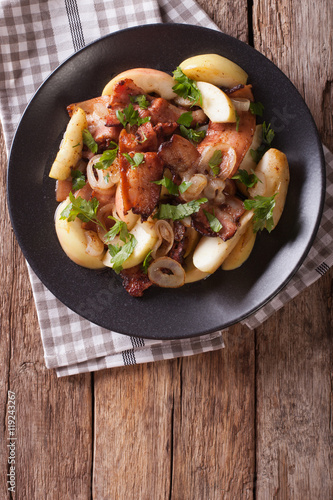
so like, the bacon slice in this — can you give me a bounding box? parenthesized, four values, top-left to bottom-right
(158, 134, 200, 178)
(120, 265, 152, 297)
(168, 222, 186, 264)
(191, 196, 245, 241)
(119, 130, 164, 218)
(148, 97, 206, 126)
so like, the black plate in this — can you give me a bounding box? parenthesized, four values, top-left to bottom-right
(7, 24, 325, 339)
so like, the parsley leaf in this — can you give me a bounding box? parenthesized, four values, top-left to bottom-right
(250, 122, 275, 163)
(82, 129, 98, 153)
(122, 152, 145, 168)
(142, 249, 153, 274)
(179, 124, 206, 143)
(249, 102, 264, 117)
(60, 192, 105, 229)
(204, 210, 222, 233)
(177, 112, 193, 127)
(116, 103, 150, 128)
(155, 198, 208, 221)
(94, 142, 119, 170)
(232, 169, 261, 188)
(108, 234, 137, 274)
(105, 216, 130, 243)
(71, 169, 86, 191)
(130, 94, 150, 109)
(244, 193, 277, 232)
(172, 67, 202, 106)
(153, 176, 192, 196)
(208, 150, 223, 176)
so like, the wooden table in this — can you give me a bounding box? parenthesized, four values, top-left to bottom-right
(1, 1, 332, 498)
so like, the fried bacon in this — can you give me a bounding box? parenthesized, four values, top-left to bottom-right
(168, 222, 186, 264)
(191, 196, 245, 241)
(158, 134, 200, 178)
(120, 265, 152, 297)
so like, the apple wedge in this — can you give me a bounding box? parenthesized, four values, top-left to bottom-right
(248, 148, 290, 229)
(55, 200, 106, 269)
(221, 221, 256, 270)
(49, 107, 87, 180)
(103, 220, 158, 270)
(179, 53, 248, 88)
(102, 68, 177, 100)
(192, 210, 254, 274)
(196, 81, 236, 123)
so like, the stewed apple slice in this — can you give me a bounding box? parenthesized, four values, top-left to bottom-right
(196, 81, 236, 123)
(179, 53, 248, 88)
(102, 68, 177, 100)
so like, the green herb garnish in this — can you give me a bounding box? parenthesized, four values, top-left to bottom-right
(105, 216, 130, 243)
(249, 102, 264, 117)
(153, 176, 191, 196)
(142, 250, 153, 274)
(203, 209, 222, 233)
(232, 169, 261, 188)
(122, 152, 145, 168)
(172, 67, 202, 106)
(179, 124, 206, 143)
(177, 112, 193, 127)
(244, 193, 277, 232)
(82, 129, 98, 153)
(235, 110, 240, 132)
(94, 142, 119, 170)
(250, 122, 275, 163)
(60, 192, 105, 229)
(130, 94, 150, 109)
(71, 169, 86, 191)
(116, 103, 150, 128)
(208, 150, 223, 176)
(155, 198, 207, 221)
(108, 234, 137, 274)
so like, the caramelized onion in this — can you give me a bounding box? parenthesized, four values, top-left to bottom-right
(181, 174, 208, 202)
(84, 230, 105, 257)
(96, 203, 115, 243)
(204, 178, 226, 205)
(87, 155, 119, 192)
(151, 220, 174, 259)
(198, 143, 236, 180)
(230, 98, 250, 112)
(148, 257, 186, 288)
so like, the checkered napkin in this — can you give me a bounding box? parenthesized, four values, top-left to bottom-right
(1, 0, 332, 376)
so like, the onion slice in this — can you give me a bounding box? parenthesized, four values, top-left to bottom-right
(84, 230, 105, 257)
(151, 220, 174, 259)
(148, 257, 186, 288)
(230, 98, 251, 112)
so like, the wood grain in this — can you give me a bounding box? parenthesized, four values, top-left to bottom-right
(0, 124, 93, 498)
(253, 0, 333, 497)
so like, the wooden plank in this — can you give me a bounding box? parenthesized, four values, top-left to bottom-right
(171, 327, 255, 499)
(253, 1, 333, 497)
(0, 125, 93, 499)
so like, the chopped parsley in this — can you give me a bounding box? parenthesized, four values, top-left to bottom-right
(105, 216, 130, 243)
(153, 176, 191, 196)
(172, 67, 202, 106)
(60, 192, 105, 229)
(179, 124, 206, 143)
(208, 150, 223, 176)
(71, 169, 86, 191)
(203, 209, 222, 233)
(250, 122, 275, 163)
(142, 249, 153, 274)
(232, 169, 261, 188)
(122, 152, 145, 168)
(235, 110, 240, 132)
(108, 234, 137, 274)
(155, 198, 207, 221)
(177, 112, 193, 127)
(116, 103, 150, 128)
(94, 142, 119, 170)
(244, 193, 277, 233)
(82, 129, 98, 153)
(249, 102, 264, 117)
(130, 94, 150, 109)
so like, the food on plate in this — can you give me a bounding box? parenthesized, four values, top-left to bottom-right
(49, 54, 290, 296)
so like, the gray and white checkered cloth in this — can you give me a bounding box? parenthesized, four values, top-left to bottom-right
(1, 0, 332, 376)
